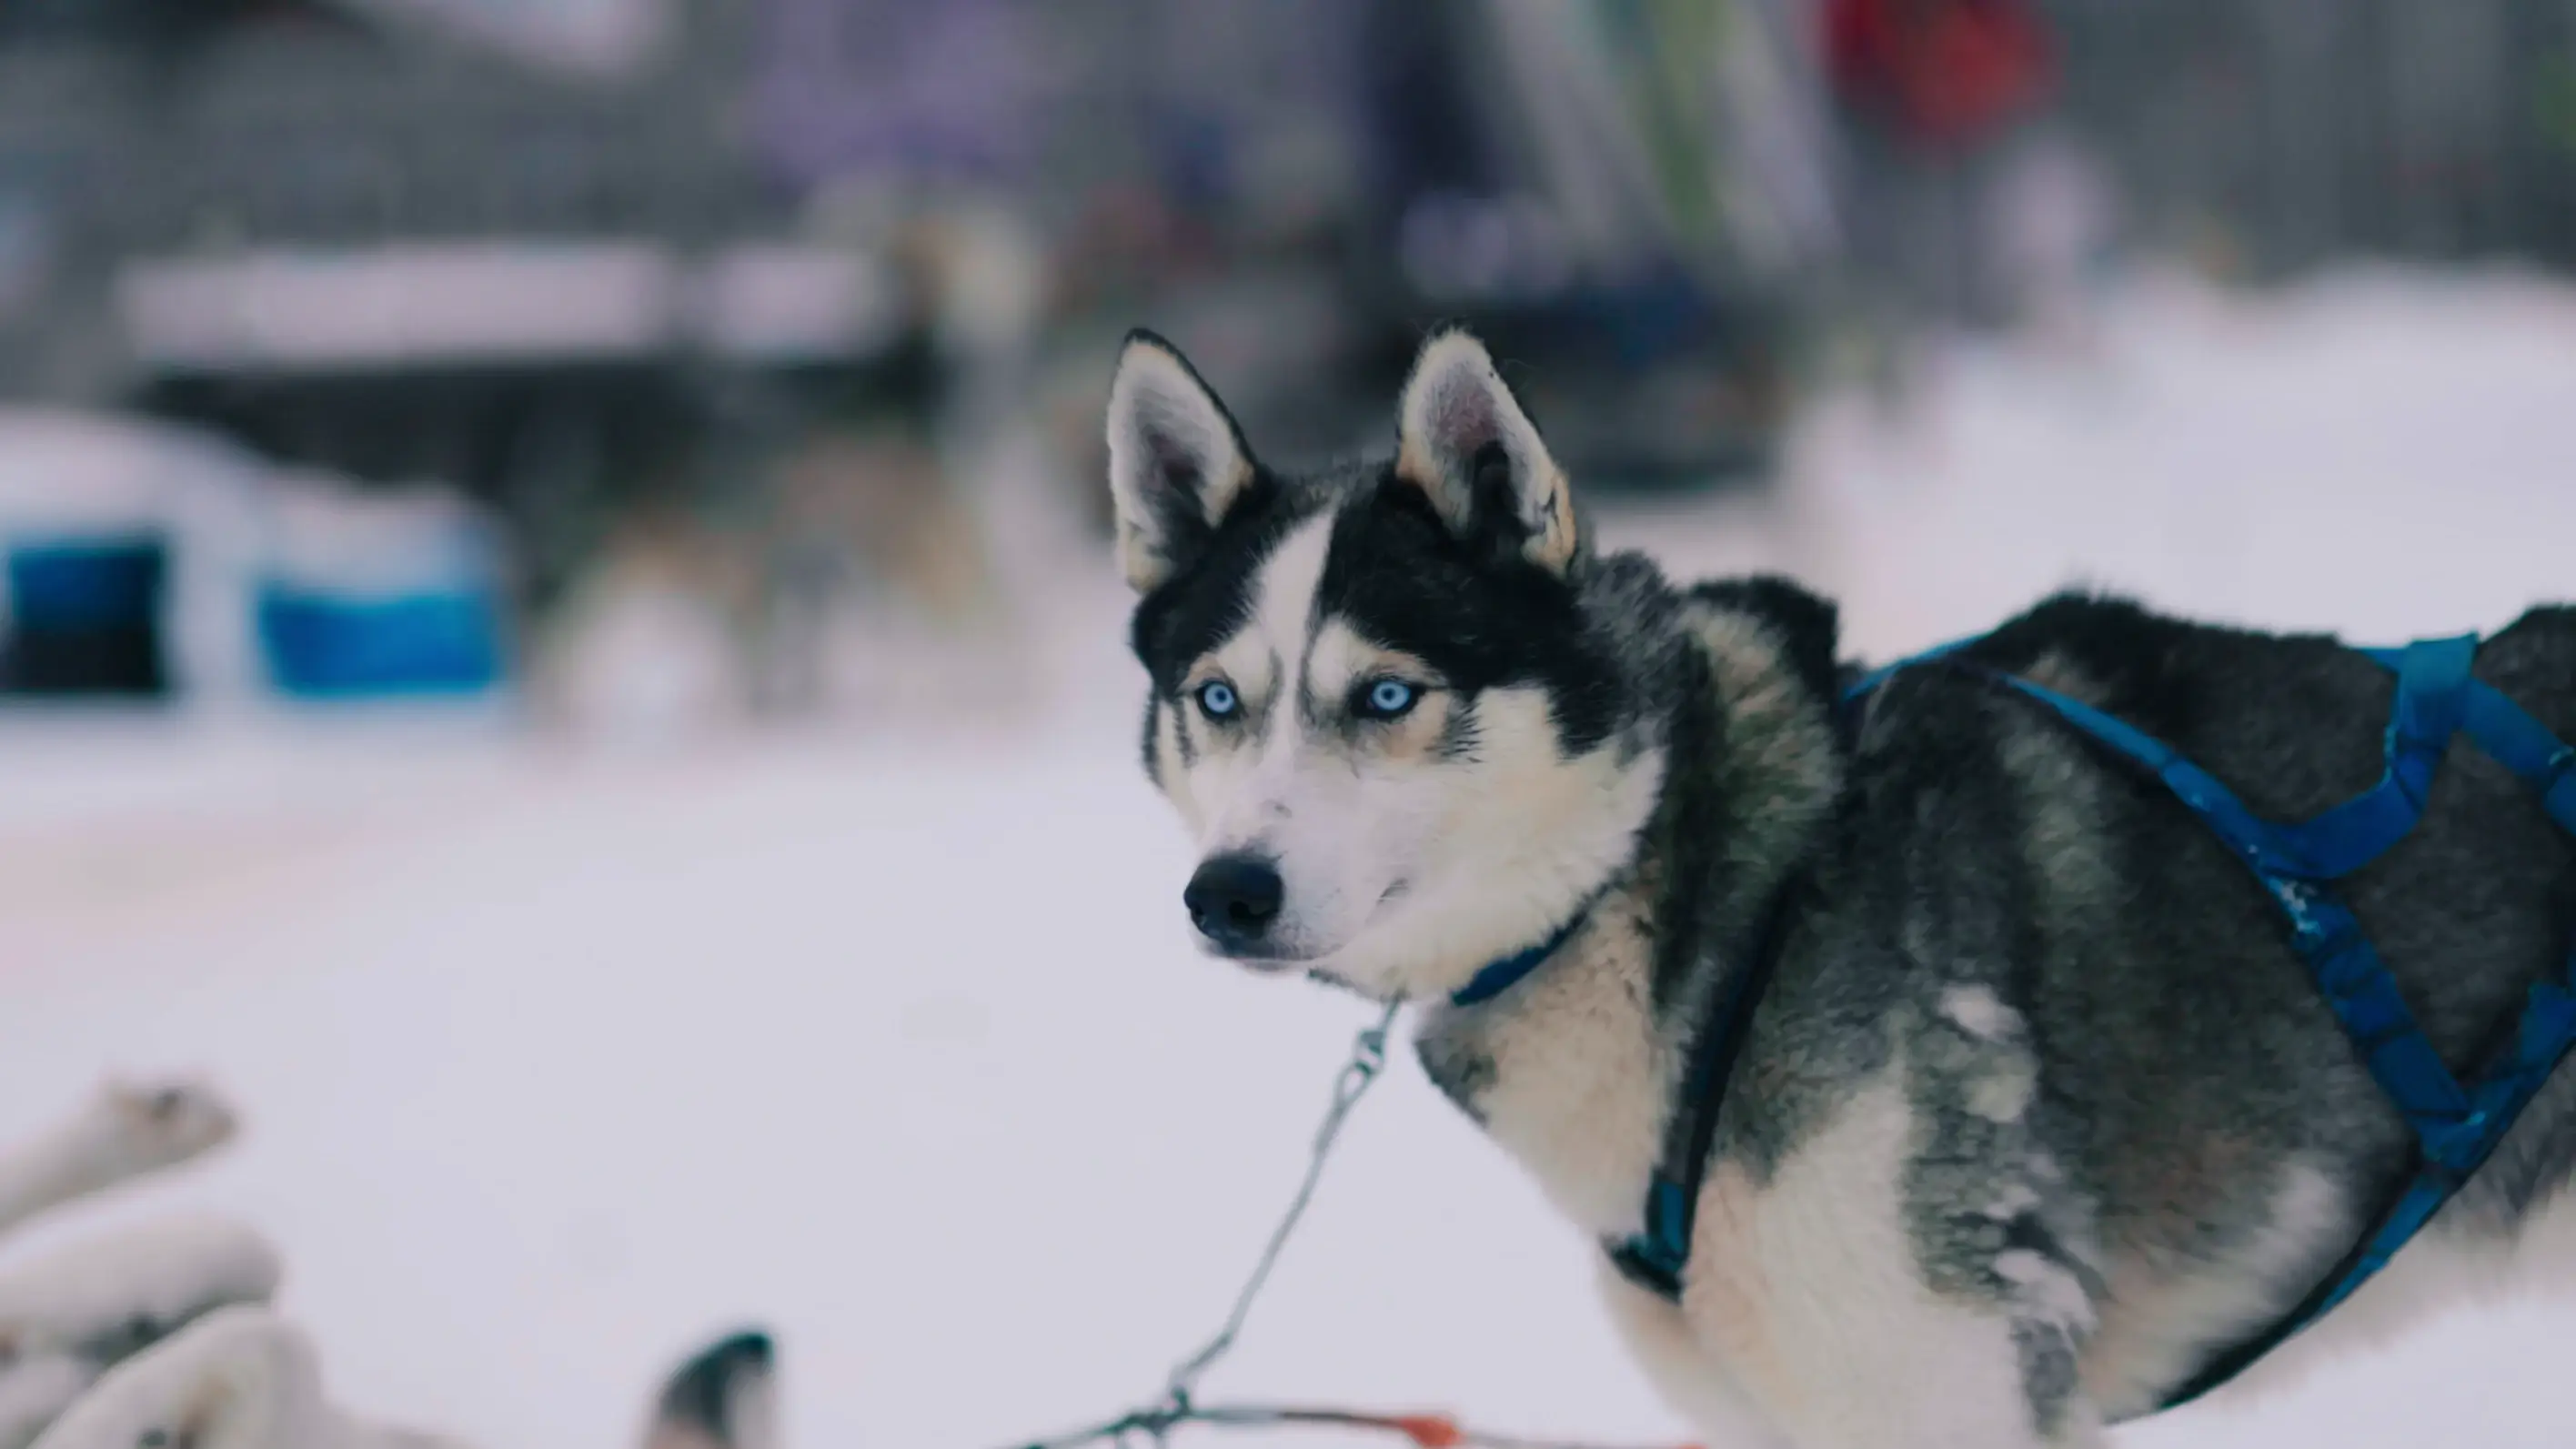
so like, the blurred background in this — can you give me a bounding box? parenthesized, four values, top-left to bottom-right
(0, 1, 2570, 1446)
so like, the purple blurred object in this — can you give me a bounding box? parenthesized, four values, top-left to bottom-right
(750, 0, 1041, 190)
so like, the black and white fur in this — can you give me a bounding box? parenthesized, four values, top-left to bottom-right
(643, 1330, 776, 1449)
(1108, 327, 2576, 1447)
(0, 1080, 267, 1449)
(24, 1310, 776, 1449)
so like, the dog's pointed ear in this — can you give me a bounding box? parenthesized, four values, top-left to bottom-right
(1105, 331, 1260, 592)
(1394, 328, 1580, 575)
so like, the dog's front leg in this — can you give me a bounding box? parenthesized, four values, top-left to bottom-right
(1605, 1246, 2106, 1449)
(1596, 1263, 1792, 1449)
(1660, 1066, 2108, 1449)
(1745, 1278, 2108, 1449)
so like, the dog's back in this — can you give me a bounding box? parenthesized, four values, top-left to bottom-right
(1846, 597, 2576, 1409)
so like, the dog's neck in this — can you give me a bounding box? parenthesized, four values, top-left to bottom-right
(1411, 601, 1846, 1237)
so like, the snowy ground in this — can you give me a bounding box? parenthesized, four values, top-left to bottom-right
(0, 266, 2572, 1449)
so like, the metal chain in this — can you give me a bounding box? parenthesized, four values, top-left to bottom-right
(1162, 996, 1399, 1409)
(1006, 997, 1684, 1449)
(1016, 999, 1399, 1449)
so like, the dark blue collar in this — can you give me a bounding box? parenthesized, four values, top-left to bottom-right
(1448, 910, 1592, 1008)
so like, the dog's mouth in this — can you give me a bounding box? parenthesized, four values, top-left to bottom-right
(1195, 934, 1396, 1003)
(1194, 881, 1412, 979)
(1201, 943, 1321, 974)
(1204, 881, 1413, 978)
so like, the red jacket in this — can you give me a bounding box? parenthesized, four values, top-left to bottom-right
(1826, 0, 2053, 148)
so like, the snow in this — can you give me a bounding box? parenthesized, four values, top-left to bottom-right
(1, 265, 2573, 1448)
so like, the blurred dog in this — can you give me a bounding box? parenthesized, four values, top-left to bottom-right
(0, 1079, 259, 1449)
(27, 1308, 774, 1449)
(0, 1081, 776, 1449)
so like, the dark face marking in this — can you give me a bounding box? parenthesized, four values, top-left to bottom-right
(1314, 474, 1620, 754)
(1129, 458, 1631, 776)
(1138, 696, 1162, 786)
(1128, 472, 1320, 700)
(1433, 695, 1483, 761)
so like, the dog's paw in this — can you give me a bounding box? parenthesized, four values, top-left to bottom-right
(25, 1304, 316, 1449)
(92, 1079, 237, 1177)
(0, 1354, 96, 1449)
(0, 1215, 282, 1363)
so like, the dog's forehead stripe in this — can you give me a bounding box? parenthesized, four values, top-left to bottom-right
(1217, 512, 1331, 736)
(1253, 514, 1333, 671)
(1305, 622, 1364, 705)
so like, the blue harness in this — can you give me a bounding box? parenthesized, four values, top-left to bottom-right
(1468, 630, 2576, 1412)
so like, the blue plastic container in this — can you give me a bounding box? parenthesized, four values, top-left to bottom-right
(255, 580, 504, 699)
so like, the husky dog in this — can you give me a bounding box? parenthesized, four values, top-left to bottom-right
(1105, 327, 2576, 1447)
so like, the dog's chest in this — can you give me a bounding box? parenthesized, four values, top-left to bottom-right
(1415, 922, 1676, 1238)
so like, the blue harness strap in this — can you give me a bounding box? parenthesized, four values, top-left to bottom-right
(2269, 637, 2475, 876)
(2418, 647, 2576, 838)
(1865, 631, 2576, 1409)
(1603, 872, 1803, 1299)
(1605, 626, 2576, 1416)
(1450, 911, 1594, 1008)
(1977, 645, 2481, 1151)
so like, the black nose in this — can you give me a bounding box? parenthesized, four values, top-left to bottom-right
(1185, 853, 1284, 949)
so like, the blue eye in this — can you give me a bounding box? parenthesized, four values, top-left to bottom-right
(1360, 679, 1419, 719)
(1195, 680, 1239, 719)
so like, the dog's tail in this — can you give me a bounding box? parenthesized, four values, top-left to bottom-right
(643, 1329, 776, 1449)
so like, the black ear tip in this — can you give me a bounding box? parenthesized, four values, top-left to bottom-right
(656, 1327, 777, 1434)
(1121, 327, 1179, 357)
(705, 1329, 774, 1366)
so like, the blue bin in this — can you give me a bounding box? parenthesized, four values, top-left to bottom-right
(255, 580, 504, 699)
(2, 534, 169, 696)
